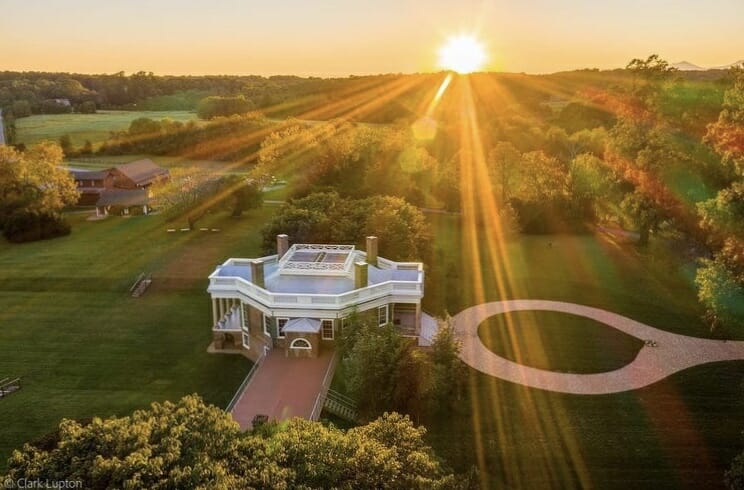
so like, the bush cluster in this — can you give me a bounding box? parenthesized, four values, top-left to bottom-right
(3, 210, 71, 243)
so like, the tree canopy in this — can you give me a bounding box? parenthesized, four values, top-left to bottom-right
(261, 191, 431, 261)
(4, 395, 459, 489)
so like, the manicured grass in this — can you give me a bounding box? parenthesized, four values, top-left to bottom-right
(66, 154, 251, 174)
(478, 310, 645, 374)
(15, 110, 199, 147)
(0, 207, 274, 470)
(426, 362, 744, 489)
(417, 214, 744, 489)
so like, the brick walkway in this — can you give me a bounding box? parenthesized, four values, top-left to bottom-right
(453, 299, 744, 395)
(230, 349, 336, 429)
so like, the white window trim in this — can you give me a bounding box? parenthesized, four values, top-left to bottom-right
(378, 305, 388, 326)
(241, 332, 250, 349)
(277, 317, 289, 339)
(263, 314, 271, 337)
(340, 316, 349, 331)
(289, 338, 312, 350)
(321, 319, 334, 340)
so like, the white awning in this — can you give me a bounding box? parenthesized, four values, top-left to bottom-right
(283, 318, 321, 333)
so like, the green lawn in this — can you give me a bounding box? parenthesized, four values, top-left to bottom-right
(0, 207, 274, 470)
(15, 110, 199, 148)
(478, 310, 645, 374)
(418, 214, 744, 489)
(65, 154, 250, 174)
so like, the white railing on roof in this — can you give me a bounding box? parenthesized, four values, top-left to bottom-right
(209, 252, 424, 310)
(208, 274, 423, 310)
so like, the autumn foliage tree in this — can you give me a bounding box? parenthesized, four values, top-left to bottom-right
(0, 142, 78, 242)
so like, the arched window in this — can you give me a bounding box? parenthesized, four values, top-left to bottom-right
(289, 338, 312, 350)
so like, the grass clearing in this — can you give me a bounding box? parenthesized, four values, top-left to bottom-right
(416, 214, 744, 489)
(477, 310, 645, 374)
(15, 110, 199, 148)
(0, 207, 274, 470)
(65, 154, 250, 174)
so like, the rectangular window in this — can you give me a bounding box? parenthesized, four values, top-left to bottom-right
(242, 304, 250, 330)
(277, 318, 288, 338)
(263, 314, 271, 337)
(340, 316, 349, 331)
(321, 319, 334, 340)
(378, 305, 388, 326)
(241, 331, 250, 349)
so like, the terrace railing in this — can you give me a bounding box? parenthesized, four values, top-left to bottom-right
(225, 351, 266, 413)
(208, 275, 423, 310)
(310, 352, 340, 421)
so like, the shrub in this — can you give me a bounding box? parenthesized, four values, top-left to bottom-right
(3, 210, 71, 243)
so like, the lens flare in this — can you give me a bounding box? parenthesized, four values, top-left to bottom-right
(438, 34, 488, 74)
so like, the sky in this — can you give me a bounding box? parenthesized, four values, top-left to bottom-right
(1, 0, 742, 76)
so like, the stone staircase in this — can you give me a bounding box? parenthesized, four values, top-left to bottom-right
(130, 272, 152, 298)
(322, 389, 359, 423)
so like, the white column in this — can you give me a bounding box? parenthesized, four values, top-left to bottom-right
(415, 303, 422, 337)
(212, 298, 218, 326)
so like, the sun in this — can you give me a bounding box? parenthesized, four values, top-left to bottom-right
(437, 34, 487, 74)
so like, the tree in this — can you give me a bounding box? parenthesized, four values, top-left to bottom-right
(487, 141, 521, 204)
(260, 192, 431, 261)
(695, 256, 744, 331)
(152, 170, 261, 228)
(727, 447, 744, 490)
(80, 140, 93, 156)
(150, 168, 224, 229)
(79, 100, 96, 114)
(225, 176, 263, 217)
(697, 181, 744, 242)
(606, 119, 685, 246)
(341, 321, 433, 422)
(511, 150, 567, 203)
(58, 134, 74, 157)
(11, 99, 32, 118)
(197, 95, 255, 120)
(705, 67, 744, 177)
(0, 143, 79, 232)
(428, 317, 466, 414)
(5, 395, 457, 489)
(128, 117, 162, 136)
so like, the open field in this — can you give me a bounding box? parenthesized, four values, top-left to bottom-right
(15, 110, 199, 147)
(1, 204, 743, 487)
(417, 214, 744, 489)
(65, 154, 250, 174)
(0, 208, 274, 470)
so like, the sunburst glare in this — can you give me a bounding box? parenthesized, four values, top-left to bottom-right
(438, 34, 488, 74)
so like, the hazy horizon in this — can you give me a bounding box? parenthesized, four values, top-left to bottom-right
(1, 0, 742, 77)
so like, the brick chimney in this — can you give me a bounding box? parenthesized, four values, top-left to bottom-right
(277, 234, 289, 259)
(354, 261, 368, 290)
(366, 236, 378, 266)
(250, 259, 265, 288)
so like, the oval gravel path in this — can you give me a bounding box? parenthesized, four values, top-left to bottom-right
(453, 300, 744, 395)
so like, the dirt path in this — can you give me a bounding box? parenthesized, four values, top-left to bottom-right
(453, 299, 744, 394)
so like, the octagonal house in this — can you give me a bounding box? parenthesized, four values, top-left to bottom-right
(208, 235, 424, 360)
